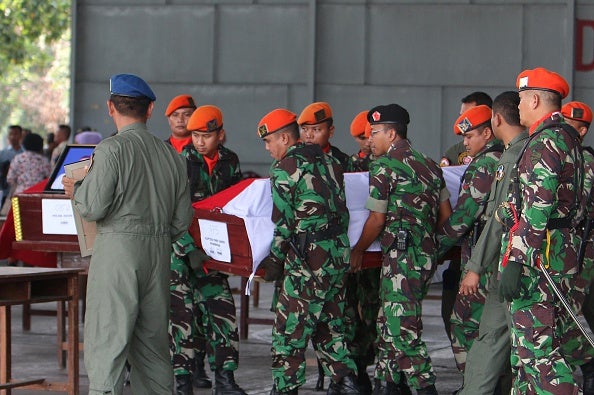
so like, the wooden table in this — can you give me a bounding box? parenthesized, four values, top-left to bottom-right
(0, 267, 82, 395)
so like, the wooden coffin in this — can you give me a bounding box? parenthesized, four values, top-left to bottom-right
(190, 208, 381, 278)
(11, 194, 80, 253)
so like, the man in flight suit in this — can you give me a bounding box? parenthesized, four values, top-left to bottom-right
(63, 74, 193, 394)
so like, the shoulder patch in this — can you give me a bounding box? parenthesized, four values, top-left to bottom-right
(529, 141, 545, 165)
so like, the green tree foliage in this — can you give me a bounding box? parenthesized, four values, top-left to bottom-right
(0, 0, 70, 145)
(0, 0, 70, 68)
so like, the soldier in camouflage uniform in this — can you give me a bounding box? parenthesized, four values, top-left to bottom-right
(439, 92, 493, 349)
(561, 101, 594, 394)
(497, 68, 593, 394)
(257, 108, 360, 395)
(350, 104, 452, 395)
(172, 105, 247, 395)
(164, 95, 211, 395)
(456, 91, 527, 395)
(298, 102, 355, 172)
(297, 102, 366, 392)
(345, 110, 394, 395)
(436, 105, 503, 375)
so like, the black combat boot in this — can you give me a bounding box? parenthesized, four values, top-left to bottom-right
(270, 384, 299, 395)
(356, 363, 372, 395)
(328, 373, 361, 395)
(192, 353, 212, 389)
(372, 379, 386, 395)
(394, 372, 412, 395)
(175, 374, 194, 395)
(415, 384, 438, 395)
(213, 370, 247, 395)
(316, 358, 326, 391)
(582, 360, 594, 395)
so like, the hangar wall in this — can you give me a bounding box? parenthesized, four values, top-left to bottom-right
(73, 0, 594, 176)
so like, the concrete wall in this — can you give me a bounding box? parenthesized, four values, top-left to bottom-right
(73, 0, 594, 176)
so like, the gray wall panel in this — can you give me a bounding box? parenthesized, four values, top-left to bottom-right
(368, 5, 523, 87)
(313, 84, 443, 160)
(316, 5, 366, 85)
(523, 5, 570, 73)
(217, 5, 308, 83)
(76, 5, 215, 82)
(74, 0, 594, 170)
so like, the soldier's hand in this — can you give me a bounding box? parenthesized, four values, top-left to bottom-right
(188, 248, 210, 272)
(61, 176, 76, 198)
(459, 271, 479, 296)
(350, 249, 364, 272)
(498, 261, 523, 303)
(260, 255, 284, 282)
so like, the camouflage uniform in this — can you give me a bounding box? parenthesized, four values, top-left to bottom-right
(437, 139, 503, 372)
(350, 151, 373, 173)
(502, 113, 592, 394)
(346, 151, 381, 371)
(441, 140, 471, 167)
(575, 147, 594, 330)
(366, 138, 448, 390)
(169, 143, 242, 376)
(268, 142, 356, 392)
(458, 131, 529, 395)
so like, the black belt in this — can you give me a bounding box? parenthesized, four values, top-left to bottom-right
(547, 217, 573, 230)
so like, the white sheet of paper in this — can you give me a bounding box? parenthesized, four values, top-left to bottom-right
(198, 219, 231, 263)
(42, 199, 77, 235)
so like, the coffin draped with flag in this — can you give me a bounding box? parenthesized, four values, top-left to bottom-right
(189, 167, 465, 278)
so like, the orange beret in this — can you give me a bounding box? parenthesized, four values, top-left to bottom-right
(364, 122, 372, 138)
(350, 111, 369, 137)
(454, 105, 492, 135)
(562, 101, 593, 125)
(165, 94, 197, 117)
(297, 102, 333, 125)
(258, 109, 297, 138)
(516, 67, 569, 99)
(187, 105, 223, 132)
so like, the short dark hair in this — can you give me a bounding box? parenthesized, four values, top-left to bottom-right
(58, 124, 71, 138)
(461, 91, 493, 108)
(538, 90, 562, 109)
(110, 95, 152, 119)
(492, 91, 521, 127)
(23, 133, 44, 153)
(280, 121, 300, 140)
(384, 122, 407, 140)
(8, 125, 22, 133)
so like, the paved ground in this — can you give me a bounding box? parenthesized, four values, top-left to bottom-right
(2, 268, 466, 395)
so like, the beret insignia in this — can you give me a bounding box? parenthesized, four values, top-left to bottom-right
(372, 111, 381, 122)
(258, 124, 269, 138)
(314, 109, 326, 123)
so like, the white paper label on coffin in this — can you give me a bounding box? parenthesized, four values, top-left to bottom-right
(200, 166, 466, 272)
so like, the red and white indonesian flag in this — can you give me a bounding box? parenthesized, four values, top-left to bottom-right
(193, 166, 466, 273)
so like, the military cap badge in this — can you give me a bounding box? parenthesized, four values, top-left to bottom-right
(258, 124, 269, 138)
(207, 119, 219, 132)
(314, 109, 326, 123)
(456, 118, 472, 135)
(372, 111, 381, 122)
(572, 108, 585, 119)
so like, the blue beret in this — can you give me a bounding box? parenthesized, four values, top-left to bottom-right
(109, 74, 156, 101)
